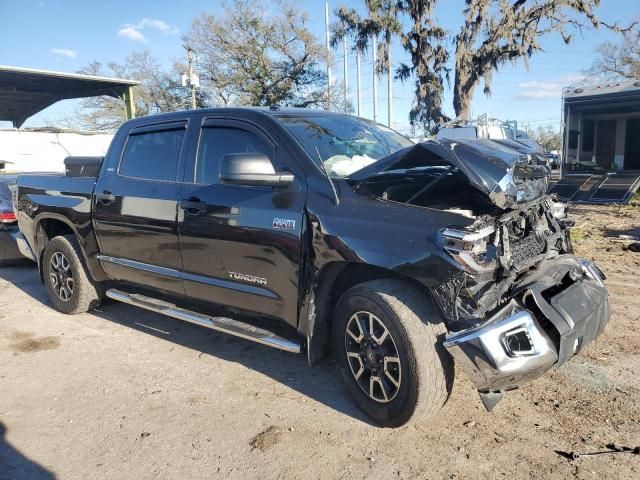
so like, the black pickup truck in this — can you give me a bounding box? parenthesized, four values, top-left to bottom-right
(14, 108, 610, 426)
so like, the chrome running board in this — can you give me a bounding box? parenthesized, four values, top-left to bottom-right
(105, 288, 301, 353)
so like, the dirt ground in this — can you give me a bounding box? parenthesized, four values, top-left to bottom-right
(0, 204, 639, 480)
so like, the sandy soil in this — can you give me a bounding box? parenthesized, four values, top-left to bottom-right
(0, 204, 638, 479)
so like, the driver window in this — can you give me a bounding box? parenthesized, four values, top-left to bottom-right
(195, 127, 273, 184)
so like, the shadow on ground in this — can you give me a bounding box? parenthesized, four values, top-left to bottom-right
(0, 422, 55, 480)
(0, 265, 375, 426)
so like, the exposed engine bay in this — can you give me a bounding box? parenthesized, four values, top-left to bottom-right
(356, 168, 498, 217)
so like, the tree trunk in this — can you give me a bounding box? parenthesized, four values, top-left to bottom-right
(453, 73, 474, 120)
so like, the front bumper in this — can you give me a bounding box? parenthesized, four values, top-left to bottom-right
(443, 256, 610, 404)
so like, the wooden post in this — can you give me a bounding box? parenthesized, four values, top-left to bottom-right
(123, 86, 136, 120)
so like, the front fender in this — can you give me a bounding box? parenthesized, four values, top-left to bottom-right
(306, 189, 467, 289)
(301, 188, 472, 364)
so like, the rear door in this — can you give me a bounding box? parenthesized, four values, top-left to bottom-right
(177, 117, 306, 327)
(596, 120, 616, 169)
(93, 120, 187, 295)
(625, 118, 640, 169)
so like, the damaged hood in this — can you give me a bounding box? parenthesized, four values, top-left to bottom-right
(349, 138, 550, 210)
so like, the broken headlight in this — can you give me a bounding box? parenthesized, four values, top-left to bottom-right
(439, 225, 498, 273)
(548, 199, 575, 228)
(549, 200, 567, 220)
(490, 167, 550, 209)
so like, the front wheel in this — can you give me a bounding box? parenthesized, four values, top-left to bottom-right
(333, 279, 454, 427)
(42, 235, 101, 314)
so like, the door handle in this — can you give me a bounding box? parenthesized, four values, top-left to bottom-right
(179, 198, 207, 215)
(95, 190, 115, 204)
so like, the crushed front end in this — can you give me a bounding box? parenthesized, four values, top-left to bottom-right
(350, 138, 611, 410)
(433, 197, 610, 410)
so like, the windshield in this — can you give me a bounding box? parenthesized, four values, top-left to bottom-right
(276, 113, 414, 178)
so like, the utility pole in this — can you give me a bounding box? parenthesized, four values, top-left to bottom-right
(343, 36, 348, 113)
(387, 40, 392, 128)
(187, 48, 196, 110)
(372, 35, 378, 122)
(325, 2, 332, 110)
(182, 46, 199, 110)
(356, 49, 362, 117)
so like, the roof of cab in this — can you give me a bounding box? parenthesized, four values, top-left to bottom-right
(119, 106, 342, 131)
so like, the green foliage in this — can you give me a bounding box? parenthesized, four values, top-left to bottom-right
(340, 0, 613, 128)
(333, 1, 448, 134)
(184, 0, 333, 109)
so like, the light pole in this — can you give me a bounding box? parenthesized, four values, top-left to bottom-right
(356, 49, 361, 117)
(372, 35, 378, 123)
(343, 36, 348, 113)
(182, 46, 199, 110)
(325, 2, 332, 110)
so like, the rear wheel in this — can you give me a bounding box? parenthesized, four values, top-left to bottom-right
(333, 279, 453, 427)
(42, 235, 101, 314)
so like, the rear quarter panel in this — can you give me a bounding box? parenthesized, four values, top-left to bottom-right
(16, 174, 106, 281)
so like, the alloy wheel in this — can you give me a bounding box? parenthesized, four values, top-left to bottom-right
(49, 251, 74, 302)
(344, 311, 402, 403)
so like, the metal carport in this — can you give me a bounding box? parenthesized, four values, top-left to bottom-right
(0, 65, 139, 128)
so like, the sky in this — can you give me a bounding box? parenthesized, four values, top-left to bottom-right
(0, 0, 635, 135)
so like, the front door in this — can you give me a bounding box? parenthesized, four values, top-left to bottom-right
(93, 121, 187, 295)
(595, 120, 617, 169)
(177, 118, 306, 327)
(625, 118, 640, 170)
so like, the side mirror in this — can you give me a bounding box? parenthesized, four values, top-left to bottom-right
(219, 153, 294, 187)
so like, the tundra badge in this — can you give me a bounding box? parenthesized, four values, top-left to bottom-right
(273, 218, 296, 231)
(228, 271, 268, 286)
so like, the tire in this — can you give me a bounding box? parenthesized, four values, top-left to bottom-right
(333, 279, 454, 427)
(42, 235, 101, 314)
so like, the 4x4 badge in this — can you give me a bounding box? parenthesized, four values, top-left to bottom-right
(273, 218, 296, 231)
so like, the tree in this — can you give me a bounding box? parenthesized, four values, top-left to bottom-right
(333, 1, 448, 134)
(332, 1, 403, 125)
(74, 51, 199, 131)
(585, 23, 640, 81)
(341, 0, 620, 127)
(527, 124, 561, 151)
(183, 0, 331, 108)
(396, 1, 449, 133)
(453, 0, 606, 119)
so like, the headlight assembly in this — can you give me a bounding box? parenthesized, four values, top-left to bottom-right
(439, 225, 498, 273)
(489, 167, 550, 209)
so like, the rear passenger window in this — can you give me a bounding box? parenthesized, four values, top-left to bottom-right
(196, 127, 273, 184)
(119, 128, 185, 181)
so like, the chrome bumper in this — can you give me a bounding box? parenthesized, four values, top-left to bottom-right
(12, 232, 36, 261)
(443, 257, 610, 406)
(444, 308, 558, 392)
